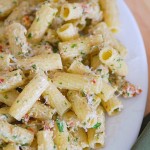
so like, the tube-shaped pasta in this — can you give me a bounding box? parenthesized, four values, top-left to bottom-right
(37, 130, 54, 150)
(68, 60, 91, 74)
(42, 80, 71, 116)
(17, 54, 62, 72)
(0, 107, 15, 123)
(0, 90, 19, 106)
(9, 72, 49, 121)
(98, 82, 116, 102)
(89, 22, 127, 57)
(54, 119, 69, 150)
(53, 72, 102, 94)
(0, 70, 25, 93)
(99, 0, 119, 32)
(0, 53, 13, 70)
(88, 106, 105, 149)
(6, 22, 30, 58)
(27, 3, 58, 43)
(67, 91, 97, 128)
(71, 128, 89, 149)
(0, 0, 18, 18)
(102, 97, 123, 116)
(59, 34, 103, 61)
(4, 1, 30, 25)
(99, 47, 128, 76)
(3, 143, 19, 150)
(28, 101, 56, 121)
(57, 23, 79, 41)
(0, 121, 34, 145)
(60, 3, 83, 21)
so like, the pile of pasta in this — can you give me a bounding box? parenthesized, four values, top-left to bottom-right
(0, 0, 142, 150)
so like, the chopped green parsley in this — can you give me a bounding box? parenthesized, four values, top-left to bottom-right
(92, 122, 101, 129)
(56, 119, 64, 132)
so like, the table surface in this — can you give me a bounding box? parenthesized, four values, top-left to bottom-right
(125, 0, 150, 115)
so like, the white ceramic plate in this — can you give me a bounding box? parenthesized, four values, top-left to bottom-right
(103, 1, 148, 150)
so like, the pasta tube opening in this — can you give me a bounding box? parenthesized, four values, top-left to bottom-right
(102, 50, 112, 60)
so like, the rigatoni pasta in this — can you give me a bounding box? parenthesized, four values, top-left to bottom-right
(0, 121, 34, 145)
(99, 47, 128, 76)
(17, 53, 62, 72)
(57, 23, 79, 41)
(52, 72, 102, 94)
(99, 0, 119, 32)
(27, 3, 58, 43)
(102, 97, 123, 116)
(60, 3, 83, 21)
(6, 22, 30, 58)
(67, 91, 97, 128)
(42, 79, 71, 116)
(9, 72, 49, 121)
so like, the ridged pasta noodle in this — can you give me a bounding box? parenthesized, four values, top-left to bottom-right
(99, 47, 128, 76)
(9, 72, 49, 121)
(57, 23, 79, 41)
(27, 3, 58, 43)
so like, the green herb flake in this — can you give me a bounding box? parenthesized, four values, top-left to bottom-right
(56, 119, 64, 132)
(68, 136, 70, 142)
(16, 100, 19, 103)
(74, 137, 78, 142)
(97, 69, 102, 72)
(114, 108, 119, 112)
(0, 55, 3, 58)
(93, 99, 96, 102)
(28, 33, 32, 39)
(81, 91, 86, 97)
(80, 51, 85, 55)
(36, 17, 39, 22)
(83, 122, 86, 126)
(4, 95, 8, 99)
(12, 135, 17, 139)
(53, 47, 58, 53)
(71, 43, 77, 48)
(53, 145, 56, 149)
(22, 143, 29, 146)
(13, 0, 17, 4)
(32, 64, 37, 70)
(18, 51, 23, 55)
(92, 122, 101, 129)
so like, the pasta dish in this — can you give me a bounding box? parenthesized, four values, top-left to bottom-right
(0, 0, 142, 149)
